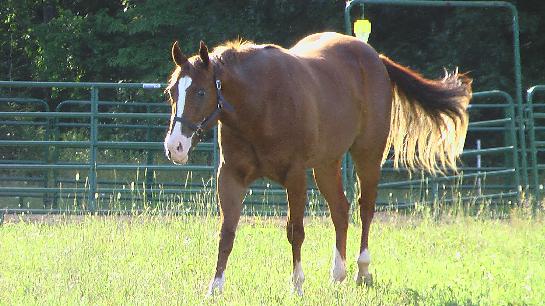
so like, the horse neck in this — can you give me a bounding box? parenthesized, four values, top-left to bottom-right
(216, 63, 261, 137)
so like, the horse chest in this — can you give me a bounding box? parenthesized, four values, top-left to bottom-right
(252, 144, 296, 177)
(221, 134, 324, 188)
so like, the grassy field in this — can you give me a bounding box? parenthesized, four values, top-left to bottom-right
(1, 208, 544, 305)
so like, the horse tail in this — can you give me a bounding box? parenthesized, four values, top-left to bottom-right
(379, 54, 472, 173)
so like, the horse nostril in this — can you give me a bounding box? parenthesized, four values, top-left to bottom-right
(176, 142, 183, 152)
(167, 150, 172, 160)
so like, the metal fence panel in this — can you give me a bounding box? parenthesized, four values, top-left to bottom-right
(1, 81, 527, 215)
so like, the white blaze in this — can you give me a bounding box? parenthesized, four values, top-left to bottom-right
(175, 76, 192, 118)
(165, 76, 192, 164)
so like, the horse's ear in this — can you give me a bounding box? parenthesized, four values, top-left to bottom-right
(171, 41, 187, 66)
(199, 40, 209, 66)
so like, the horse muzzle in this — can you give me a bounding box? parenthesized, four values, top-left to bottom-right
(164, 133, 192, 164)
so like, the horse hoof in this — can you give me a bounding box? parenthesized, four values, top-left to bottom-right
(292, 261, 305, 296)
(292, 275, 304, 296)
(331, 248, 347, 282)
(292, 286, 304, 297)
(331, 269, 347, 283)
(206, 286, 222, 297)
(206, 274, 225, 297)
(355, 273, 373, 287)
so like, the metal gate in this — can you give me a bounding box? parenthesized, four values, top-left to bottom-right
(0, 81, 218, 214)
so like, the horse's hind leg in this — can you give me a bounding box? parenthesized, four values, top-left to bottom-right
(313, 159, 349, 282)
(284, 167, 308, 295)
(350, 135, 387, 286)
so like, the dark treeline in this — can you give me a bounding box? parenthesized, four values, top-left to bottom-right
(1, 0, 544, 96)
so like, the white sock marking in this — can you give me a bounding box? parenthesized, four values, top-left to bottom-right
(331, 247, 346, 282)
(358, 248, 371, 265)
(292, 261, 304, 296)
(207, 272, 225, 296)
(355, 248, 372, 285)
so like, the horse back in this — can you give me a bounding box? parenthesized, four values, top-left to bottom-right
(220, 32, 390, 173)
(286, 33, 391, 164)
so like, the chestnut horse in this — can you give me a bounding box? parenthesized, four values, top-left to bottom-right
(163, 32, 471, 295)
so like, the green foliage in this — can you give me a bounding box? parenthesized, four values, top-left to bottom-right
(0, 0, 41, 81)
(1, 1, 543, 91)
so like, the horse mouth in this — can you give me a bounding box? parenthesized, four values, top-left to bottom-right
(164, 146, 189, 165)
(171, 155, 189, 165)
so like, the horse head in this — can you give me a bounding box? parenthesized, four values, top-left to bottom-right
(164, 40, 219, 164)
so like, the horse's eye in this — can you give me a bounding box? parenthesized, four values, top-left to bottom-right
(197, 89, 205, 97)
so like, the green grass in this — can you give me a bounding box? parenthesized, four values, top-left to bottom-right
(1, 211, 544, 305)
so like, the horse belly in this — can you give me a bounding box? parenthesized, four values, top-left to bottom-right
(305, 115, 359, 168)
(304, 85, 362, 167)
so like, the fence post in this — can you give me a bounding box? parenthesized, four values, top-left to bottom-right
(510, 6, 528, 190)
(526, 87, 540, 204)
(51, 107, 61, 209)
(505, 94, 521, 191)
(43, 104, 52, 209)
(145, 104, 154, 204)
(88, 87, 98, 212)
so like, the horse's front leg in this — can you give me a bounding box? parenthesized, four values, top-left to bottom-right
(207, 165, 249, 296)
(284, 168, 308, 296)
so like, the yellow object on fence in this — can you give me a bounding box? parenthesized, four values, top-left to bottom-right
(354, 19, 371, 43)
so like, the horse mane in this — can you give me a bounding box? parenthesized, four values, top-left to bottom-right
(165, 66, 181, 94)
(212, 39, 279, 64)
(213, 38, 255, 54)
(166, 39, 278, 94)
